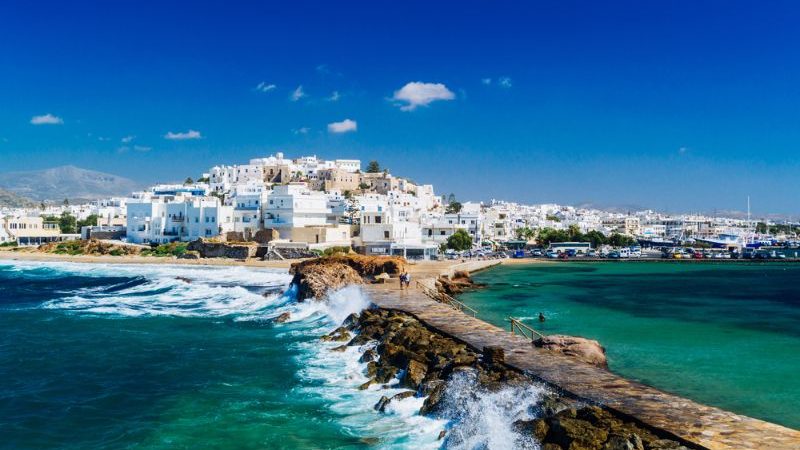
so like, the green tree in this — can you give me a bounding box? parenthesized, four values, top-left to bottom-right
(567, 224, 584, 242)
(76, 214, 99, 230)
(365, 160, 381, 173)
(755, 222, 767, 234)
(536, 227, 570, 246)
(63, 198, 70, 206)
(445, 201, 463, 214)
(447, 193, 456, 204)
(446, 229, 473, 251)
(515, 227, 535, 241)
(584, 230, 607, 248)
(58, 212, 77, 234)
(608, 233, 635, 247)
(184, 177, 194, 185)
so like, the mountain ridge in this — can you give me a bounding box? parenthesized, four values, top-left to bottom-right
(0, 165, 142, 201)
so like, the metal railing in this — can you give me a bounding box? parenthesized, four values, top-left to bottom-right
(508, 317, 546, 341)
(415, 281, 479, 317)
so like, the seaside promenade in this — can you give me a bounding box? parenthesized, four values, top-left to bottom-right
(366, 259, 800, 450)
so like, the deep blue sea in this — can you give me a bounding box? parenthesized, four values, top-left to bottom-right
(0, 260, 544, 450)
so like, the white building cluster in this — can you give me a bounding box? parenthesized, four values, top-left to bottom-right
(2, 151, 794, 253)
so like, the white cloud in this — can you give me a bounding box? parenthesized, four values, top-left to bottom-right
(326, 91, 341, 102)
(481, 78, 492, 85)
(327, 119, 357, 134)
(134, 145, 152, 152)
(391, 82, 455, 111)
(255, 82, 276, 93)
(498, 77, 512, 88)
(116, 146, 130, 154)
(290, 85, 306, 102)
(164, 130, 202, 140)
(30, 113, 63, 125)
(98, 136, 111, 142)
(678, 146, 689, 155)
(293, 127, 310, 135)
(121, 135, 135, 143)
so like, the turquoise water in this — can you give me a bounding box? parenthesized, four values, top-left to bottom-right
(460, 262, 800, 429)
(0, 261, 450, 449)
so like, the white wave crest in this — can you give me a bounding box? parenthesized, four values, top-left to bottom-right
(437, 370, 547, 449)
(23, 261, 293, 318)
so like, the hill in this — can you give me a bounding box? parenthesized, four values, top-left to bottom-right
(0, 188, 37, 208)
(0, 165, 141, 201)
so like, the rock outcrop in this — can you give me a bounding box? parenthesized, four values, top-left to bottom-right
(291, 262, 363, 300)
(186, 239, 258, 259)
(513, 405, 691, 450)
(338, 308, 691, 450)
(436, 270, 486, 296)
(289, 254, 406, 300)
(534, 335, 608, 368)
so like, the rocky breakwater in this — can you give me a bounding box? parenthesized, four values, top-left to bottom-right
(289, 253, 406, 300)
(328, 308, 695, 450)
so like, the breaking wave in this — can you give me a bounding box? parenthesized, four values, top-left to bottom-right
(2, 260, 551, 448)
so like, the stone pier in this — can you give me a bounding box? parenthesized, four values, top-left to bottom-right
(364, 259, 800, 450)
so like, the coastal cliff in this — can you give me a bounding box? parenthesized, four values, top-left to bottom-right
(289, 253, 405, 300)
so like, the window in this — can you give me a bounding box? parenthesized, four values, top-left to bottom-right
(440, 231, 446, 235)
(384, 231, 390, 239)
(375, 216, 382, 224)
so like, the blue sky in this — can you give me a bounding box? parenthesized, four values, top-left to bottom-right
(1, 1, 798, 215)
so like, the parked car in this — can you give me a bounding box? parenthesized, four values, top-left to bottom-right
(558, 252, 569, 260)
(546, 251, 558, 259)
(692, 252, 704, 259)
(586, 249, 597, 257)
(566, 249, 577, 257)
(531, 249, 543, 257)
(607, 250, 621, 259)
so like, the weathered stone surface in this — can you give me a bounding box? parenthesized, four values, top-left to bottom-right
(186, 239, 257, 259)
(273, 312, 291, 323)
(178, 250, 200, 260)
(401, 359, 427, 389)
(483, 345, 505, 365)
(534, 334, 608, 368)
(291, 262, 363, 300)
(321, 327, 351, 342)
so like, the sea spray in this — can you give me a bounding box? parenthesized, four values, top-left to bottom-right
(291, 285, 447, 448)
(435, 370, 546, 449)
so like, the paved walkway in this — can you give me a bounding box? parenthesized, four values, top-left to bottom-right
(365, 260, 800, 450)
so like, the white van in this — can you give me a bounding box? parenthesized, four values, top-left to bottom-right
(619, 248, 631, 258)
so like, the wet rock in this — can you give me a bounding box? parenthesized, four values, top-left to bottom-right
(175, 276, 193, 283)
(359, 348, 377, 363)
(331, 345, 348, 352)
(534, 334, 608, 368)
(604, 433, 644, 450)
(375, 391, 415, 412)
(374, 395, 390, 411)
(321, 327, 351, 342)
(273, 312, 291, 323)
(366, 361, 378, 377)
(402, 359, 428, 390)
(438, 430, 447, 440)
(483, 346, 505, 365)
(419, 381, 447, 415)
(342, 313, 360, 330)
(358, 379, 374, 390)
